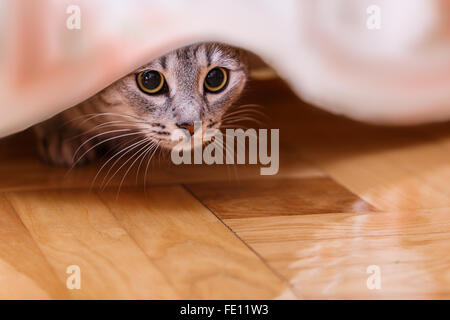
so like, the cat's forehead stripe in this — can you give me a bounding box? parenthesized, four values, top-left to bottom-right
(159, 56, 167, 70)
(135, 43, 243, 73)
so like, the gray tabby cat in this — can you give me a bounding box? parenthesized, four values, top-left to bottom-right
(34, 43, 248, 167)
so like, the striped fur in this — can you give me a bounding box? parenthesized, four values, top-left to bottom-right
(33, 43, 248, 167)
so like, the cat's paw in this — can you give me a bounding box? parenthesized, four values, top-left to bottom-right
(36, 131, 100, 167)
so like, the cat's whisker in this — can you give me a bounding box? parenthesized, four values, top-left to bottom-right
(71, 130, 143, 168)
(144, 141, 161, 191)
(222, 117, 255, 123)
(225, 104, 265, 114)
(135, 142, 158, 184)
(213, 136, 239, 181)
(116, 140, 155, 197)
(223, 110, 268, 120)
(159, 146, 171, 164)
(222, 117, 265, 127)
(214, 140, 231, 181)
(90, 136, 145, 189)
(67, 120, 134, 141)
(220, 125, 249, 130)
(72, 128, 133, 162)
(220, 126, 259, 141)
(222, 115, 268, 126)
(223, 106, 267, 115)
(60, 112, 145, 130)
(212, 138, 231, 181)
(66, 131, 139, 179)
(222, 103, 269, 127)
(77, 112, 146, 124)
(105, 143, 147, 192)
(224, 133, 243, 181)
(230, 103, 265, 110)
(58, 113, 110, 129)
(222, 110, 268, 119)
(100, 138, 150, 189)
(88, 120, 150, 133)
(223, 108, 268, 119)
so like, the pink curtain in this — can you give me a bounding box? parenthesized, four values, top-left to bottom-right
(1, 0, 449, 137)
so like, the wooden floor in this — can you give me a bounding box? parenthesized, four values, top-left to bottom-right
(0, 80, 449, 299)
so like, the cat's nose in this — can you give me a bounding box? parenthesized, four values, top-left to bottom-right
(176, 122, 195, 135)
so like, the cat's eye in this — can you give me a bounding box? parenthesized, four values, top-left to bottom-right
(136, 70, 166, 94)
(204, 67, 228, 93)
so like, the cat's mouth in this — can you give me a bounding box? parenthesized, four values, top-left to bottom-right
(151, 120, 221, 151)
(139, 117, 227, 152)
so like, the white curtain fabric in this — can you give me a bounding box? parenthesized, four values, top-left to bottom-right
(1, 0, 449, 137)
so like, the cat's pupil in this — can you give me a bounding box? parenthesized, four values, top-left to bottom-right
(206, 68, 224, 88)
(141, 71, 162, 90)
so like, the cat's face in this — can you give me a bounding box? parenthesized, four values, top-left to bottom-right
(101, 43, 247, 149)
